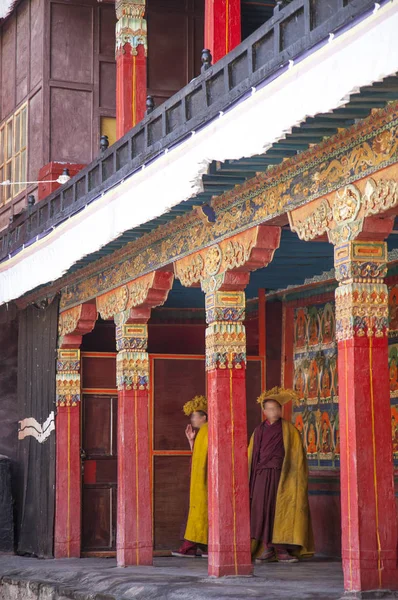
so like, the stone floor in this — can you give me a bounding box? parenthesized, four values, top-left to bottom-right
(0, 555, 397, 600)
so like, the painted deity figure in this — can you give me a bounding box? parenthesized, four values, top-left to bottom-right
(172, 396, 208, 558)
(321, 367, 331, 400)
(390, 356, 398, 392)
(249, 388, 314, 564)
(294, 367, 305, 398)
(307, 423, 318, 454)
(335, 428, 340, 456)
(321, 306, 334, 345)
(308, 361, 319, 399)
(321, 417, 332, 453)
(390, 290, 398, 332)
(295, 311, 306, 348)
(308, 315, 319, 346)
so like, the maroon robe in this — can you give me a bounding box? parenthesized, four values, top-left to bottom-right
(250, 419, 285, 545)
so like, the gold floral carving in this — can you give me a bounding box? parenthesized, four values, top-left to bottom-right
(58, 305, 82, 337)
(288, 199, 332, 241)
(223, 239, 252, 270)
(174, 254, 204, 287)
(175, 229, 260, 293)
(126, 278, 151, 307)
(97, 285, 128, 320)
(363, 177, 398, 215)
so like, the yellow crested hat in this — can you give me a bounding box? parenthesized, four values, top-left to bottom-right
(257, 387, 298, 407)
(183, 395, 208, 416)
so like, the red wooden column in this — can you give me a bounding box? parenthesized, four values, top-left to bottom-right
(97, 269, 174, 566)
(335, 239, 398, 592)
(174, 225, 281, 577)
(115, 0, 147, 138)
(115, 311, 152, 566)
(54, 303, 97, 559)
(205, 0, 241, 63)
(205, 284, 252, 576)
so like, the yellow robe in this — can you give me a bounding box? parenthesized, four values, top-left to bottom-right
(248, 419, 314, 557)
(184, 422, 208, 545)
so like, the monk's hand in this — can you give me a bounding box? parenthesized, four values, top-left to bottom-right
(185, 424, 196, 444)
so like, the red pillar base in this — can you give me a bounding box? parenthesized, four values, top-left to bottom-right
(207, 368, 253, 577)
(117, 387, 153, 567)
(54, 406, 81, 558)
(338, 335, 398, 592)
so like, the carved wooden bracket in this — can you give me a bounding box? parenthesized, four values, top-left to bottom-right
(96, 268, 174, 322)
(58, 302, 98, 348)
(288, 169, 397, 245)
(174, 225, 281, 293)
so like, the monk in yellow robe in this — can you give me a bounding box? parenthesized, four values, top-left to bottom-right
(172, 395, 208, 558)
(249, 388, 314, 563)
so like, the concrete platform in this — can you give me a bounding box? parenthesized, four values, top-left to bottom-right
(0, 555, 397, 600)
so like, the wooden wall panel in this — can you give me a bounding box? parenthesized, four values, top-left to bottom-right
(83, 395, 113, 455)
(154, 455, 191, 550)
(1, 18, 16, 119)
(99, 4, 116, 55)
(147, 0, 204, 106)
(28, 89, 43, 180)
(82, 355, 116, 389)
(50, 87, 92, 163)
(16, 3, 29, 105)
(30, 0, 44, 89)
(99, 62, 116, 110)
(82, 487, 114, 550)
(147, 10, 188, 101)
(50, 3, 93, 84)
(153, 358, 206, 451)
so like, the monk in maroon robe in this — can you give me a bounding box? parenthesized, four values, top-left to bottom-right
(249, 391, 313, 563)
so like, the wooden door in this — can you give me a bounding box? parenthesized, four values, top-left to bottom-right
(81, 393, 117, 554)
(150, 354, 263, 551)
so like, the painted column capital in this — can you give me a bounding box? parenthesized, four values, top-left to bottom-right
(115, 0, 147, 56)
(115, 319, 149, 391)
(334, 240, 389, 342)
(57, 302, 97, 407)
(205, 290, 246, 371)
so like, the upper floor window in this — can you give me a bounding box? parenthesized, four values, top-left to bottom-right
(0, 105, 27, 205)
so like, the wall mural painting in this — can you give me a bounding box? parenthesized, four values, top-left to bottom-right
(292, 302, 339, 468)
(291, 291, 398, 468)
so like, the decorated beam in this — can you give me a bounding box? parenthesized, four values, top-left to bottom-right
(174, 225, 280, 577)
(54, 302, 98, 559)
(116, 0, 147, 138)
(96, 269, 174, 567)
(52, 103, 398, 313)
